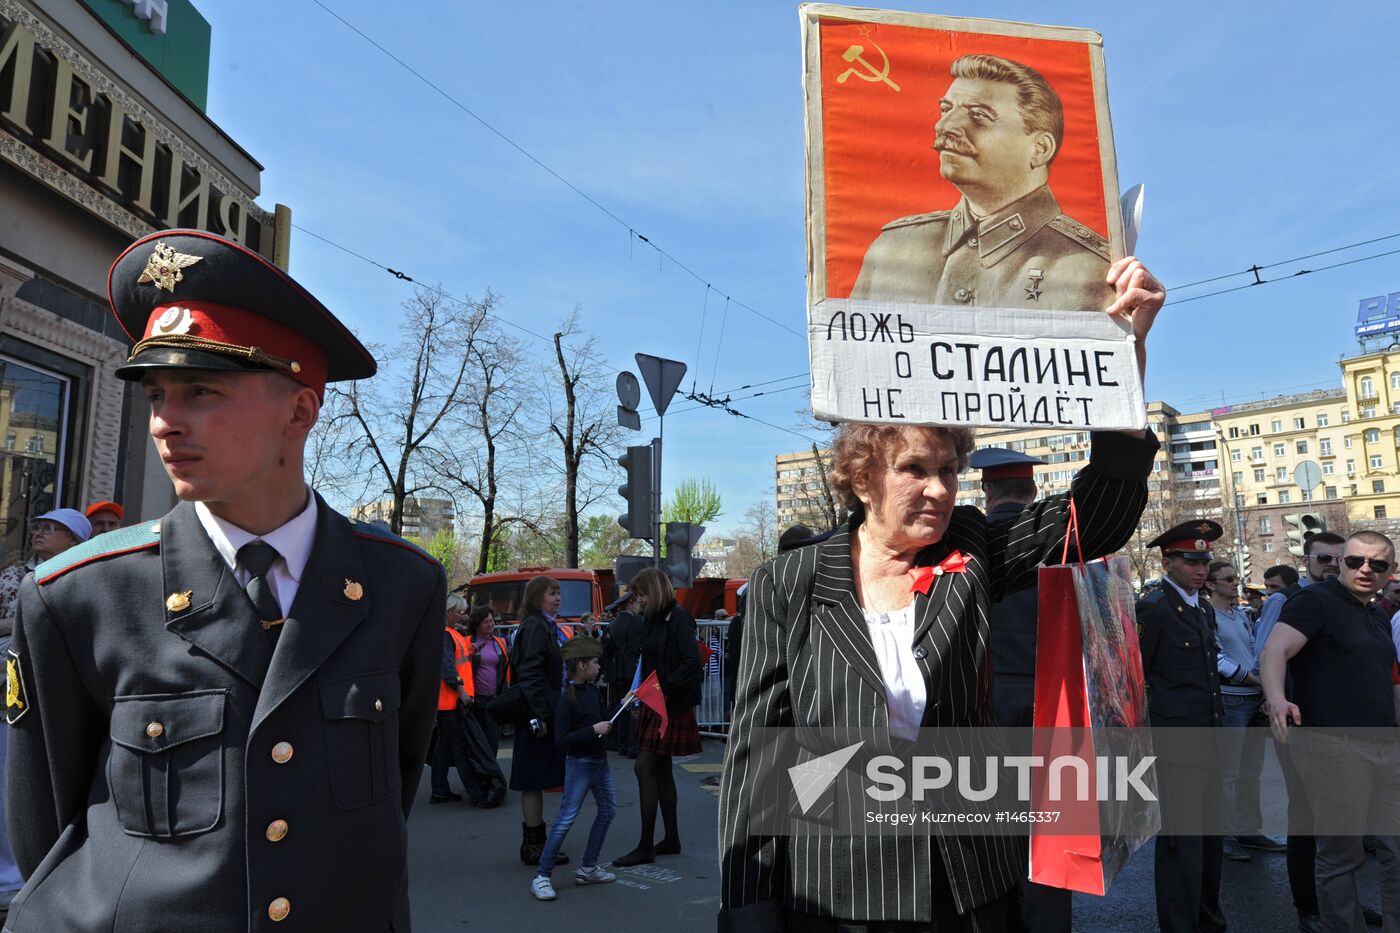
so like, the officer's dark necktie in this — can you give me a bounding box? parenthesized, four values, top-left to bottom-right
(237, 541, 283, 640)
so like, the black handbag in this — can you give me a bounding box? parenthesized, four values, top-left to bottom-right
(485, 640, 531, 726)
(485, 683, 530, 726)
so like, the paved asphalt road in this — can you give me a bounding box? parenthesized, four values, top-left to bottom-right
(408, 737, 1390, 931)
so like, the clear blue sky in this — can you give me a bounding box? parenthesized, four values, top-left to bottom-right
(196, 1, 1400, 535)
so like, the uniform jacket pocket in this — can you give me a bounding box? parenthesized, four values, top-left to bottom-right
(320, 670, 402, 809)
(109, 690, 227, 838)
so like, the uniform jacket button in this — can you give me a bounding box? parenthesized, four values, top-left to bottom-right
(914, 646, 928, 660)
(266, 819, 289, 842)
(268, 897, 291, 922)
(146, 722, 164, 738)
(374, 698, 383, 712)
(271, 742, 294, 764)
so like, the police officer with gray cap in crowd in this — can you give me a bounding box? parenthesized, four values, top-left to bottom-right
(4, 230, 444, 932)
(1139, 519, 1227, 933)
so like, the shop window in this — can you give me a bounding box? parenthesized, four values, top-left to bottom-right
(0, 350, 85, 572)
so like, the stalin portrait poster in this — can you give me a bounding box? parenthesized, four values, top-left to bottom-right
(802, 5, 1146, 430)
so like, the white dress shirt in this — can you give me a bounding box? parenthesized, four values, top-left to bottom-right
(195, 489, 318, 617)
(1163, 576, 1200, 608)
(863, 603, 928, 741)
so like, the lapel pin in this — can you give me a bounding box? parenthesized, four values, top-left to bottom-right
(344, 579, 364, 601)
(166, 590, 192, 612)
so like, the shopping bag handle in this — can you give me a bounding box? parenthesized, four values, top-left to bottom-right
(1059, 497, 1085, 568)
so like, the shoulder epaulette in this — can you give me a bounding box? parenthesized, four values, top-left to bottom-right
(882, 209, 951, 231)
(351, 520, 440, 567)
(1137, 589, 1166, 608)
(36, 519, 161, 585)
(1047, 215, 1111, 261)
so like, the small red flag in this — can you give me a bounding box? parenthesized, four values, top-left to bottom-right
(697, 639, 715, 667)
(634, 670, 669, 738)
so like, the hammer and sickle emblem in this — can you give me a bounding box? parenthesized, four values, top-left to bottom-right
(837, 41, 900, 92)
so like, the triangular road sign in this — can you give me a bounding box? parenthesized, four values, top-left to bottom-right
(635, 353, 688, 417)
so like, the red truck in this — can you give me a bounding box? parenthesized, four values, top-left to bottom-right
(464, 567, 744, 621)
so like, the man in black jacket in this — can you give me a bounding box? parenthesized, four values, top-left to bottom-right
(974, 446, 1072, 933)
(1137, 520, 1226, 933)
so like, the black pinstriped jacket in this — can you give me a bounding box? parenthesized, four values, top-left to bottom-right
(718, 430, 1158, 930)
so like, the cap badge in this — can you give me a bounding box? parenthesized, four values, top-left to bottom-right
(1195, 523, 1213, 535)
(152, 306, 194, 336)
(1194, 538, 1207, 550)
(137, 244, 203, 293)
(344, 579, 364, 601)
(166, 590, 193, 613)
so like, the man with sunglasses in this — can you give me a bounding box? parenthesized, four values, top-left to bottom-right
(1252, 532, 1380, 932)
(1262, 531, 1400, 933)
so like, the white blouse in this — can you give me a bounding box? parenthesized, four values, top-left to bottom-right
(863, 603, 928, 741)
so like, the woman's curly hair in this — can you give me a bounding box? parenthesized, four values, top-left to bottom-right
(829, 424, 976, 511)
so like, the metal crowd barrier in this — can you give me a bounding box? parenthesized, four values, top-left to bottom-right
(694, 620, 732, 738)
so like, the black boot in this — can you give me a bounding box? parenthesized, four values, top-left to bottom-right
(520, 821, 545, 865)
(520, 821, 568, 866)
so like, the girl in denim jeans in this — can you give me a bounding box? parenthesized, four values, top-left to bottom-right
(532, 635, 621, 901)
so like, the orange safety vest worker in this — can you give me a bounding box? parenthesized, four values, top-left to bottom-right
(437, 627, 474, 711)
(461, 634, 511, 699)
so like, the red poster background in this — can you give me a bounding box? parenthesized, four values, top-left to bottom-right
(820, 20, 1110, 300)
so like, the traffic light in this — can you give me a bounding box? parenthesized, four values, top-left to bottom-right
(1284, 513, 1327, 557)
(662, 522, 705, 588)
(617, 444, 653, 539)
(1237, 546, 1252, 583)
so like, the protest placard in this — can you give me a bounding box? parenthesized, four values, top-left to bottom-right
(801, 4, 1145, 429)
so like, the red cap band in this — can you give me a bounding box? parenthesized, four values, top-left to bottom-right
(144, 301, 328, 394)
(982, 464, 1036, 481)
(1163, 538, 1212, 553)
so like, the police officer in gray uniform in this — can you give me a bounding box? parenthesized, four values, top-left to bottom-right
(3, 231, 444, 932)
(851, 53, 1113, 312)
(974, 446, 1073, 933)
(1138, 520, 1227, 933)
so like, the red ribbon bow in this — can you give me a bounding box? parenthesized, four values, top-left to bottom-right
(908, 550, 969, 595)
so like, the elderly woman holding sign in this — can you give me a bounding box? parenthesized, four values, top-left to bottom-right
(718, 258, 1165, 932)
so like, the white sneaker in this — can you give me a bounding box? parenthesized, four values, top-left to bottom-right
(575, 865, 616, 885)
(531, 875, 557, 900)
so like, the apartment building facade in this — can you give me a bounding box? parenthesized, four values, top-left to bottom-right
(352, 496, 456, 541)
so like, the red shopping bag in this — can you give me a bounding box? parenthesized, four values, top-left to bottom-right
(1028, 500, 1158, 896)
